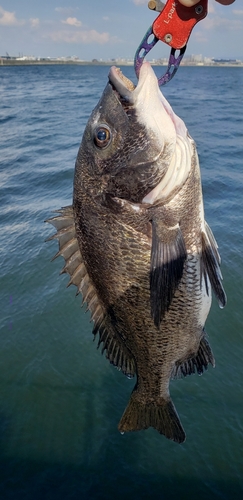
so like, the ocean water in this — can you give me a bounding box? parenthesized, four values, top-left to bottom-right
(0, 63, 243, 499)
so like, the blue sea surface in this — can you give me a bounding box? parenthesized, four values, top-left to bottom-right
(0, 64, 243, 499)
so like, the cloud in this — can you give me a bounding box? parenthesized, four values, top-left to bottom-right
(0, 6, 24, 26)
(49, 29, 111, 44)
(204, 16, 242, 31)
(62, 17, 82, 27)
(208, 5, 215, 14)
(102, 16, 110, 21)
(30, 18, 40, 28)
(132, 0, 148, 4)
(232, 10, 243, 16)
(194, 31, 207, 43)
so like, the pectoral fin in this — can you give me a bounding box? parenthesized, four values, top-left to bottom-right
(150, 219, 187, 328)
(201, 222, 226, 308)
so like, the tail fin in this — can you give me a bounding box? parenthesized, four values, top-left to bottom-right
(118, 392, 185, 443)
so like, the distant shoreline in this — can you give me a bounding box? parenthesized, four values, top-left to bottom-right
(1, 59, 243, 68)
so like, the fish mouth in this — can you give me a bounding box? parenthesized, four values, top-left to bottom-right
(108, 66, 136, 101)
(108, 62, 159, 104)
(108, 63, 188, 139)
(108, 63, 187, 148)
(108, 64, 193, 205)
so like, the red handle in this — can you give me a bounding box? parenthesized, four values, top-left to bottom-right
(152, 0, 208, 49)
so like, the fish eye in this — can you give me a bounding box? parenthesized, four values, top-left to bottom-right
(93, 125, 111, 149)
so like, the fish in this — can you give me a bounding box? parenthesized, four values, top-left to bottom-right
(46, 62, 226, 443)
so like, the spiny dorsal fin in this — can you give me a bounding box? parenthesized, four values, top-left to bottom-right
(45, 206, 136, 378)
(201, 222, 226, 308)
(150, 219, 187, 328)
(45, 205, 105, 323)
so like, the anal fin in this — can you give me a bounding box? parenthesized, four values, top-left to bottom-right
(172, 335, 215, 379)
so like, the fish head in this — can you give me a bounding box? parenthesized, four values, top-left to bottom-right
(75, 62, 193, 204)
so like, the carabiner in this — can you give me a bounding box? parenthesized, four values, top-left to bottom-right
(134, 0, 208, 86)
(134, 26, 186, 86)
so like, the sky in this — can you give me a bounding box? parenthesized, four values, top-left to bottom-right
(0, 1, 242, 60)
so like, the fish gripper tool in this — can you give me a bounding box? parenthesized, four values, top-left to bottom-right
(134, 0, 208, 86)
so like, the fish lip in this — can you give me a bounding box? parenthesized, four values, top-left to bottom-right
(108, 62, 160, 104)
(108, 66, 135, 102)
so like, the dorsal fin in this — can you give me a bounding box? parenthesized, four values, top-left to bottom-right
(45, 205, 105, 325)
(45, 206, 136, 378)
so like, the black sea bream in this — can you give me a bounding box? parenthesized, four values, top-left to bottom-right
(47, 62, 226, 443)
